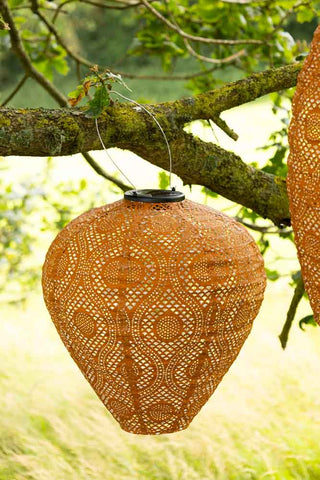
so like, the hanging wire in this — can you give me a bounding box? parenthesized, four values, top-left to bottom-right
(94, 91, 173, 190)
(208, 119, 219, 144)
(95, 118, 137, 190)
(112, 91, 173, 189)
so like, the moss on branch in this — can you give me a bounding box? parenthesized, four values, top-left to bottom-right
(0, 62, 301, 225)
(127, 133, 290, 226)
(0, 107, 290, 225)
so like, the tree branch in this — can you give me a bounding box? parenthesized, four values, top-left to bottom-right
(29, 1, 221, 83)
(0, 62, 302, 225)
(140, 0, 264, 46)
(0, 0, 68, 107)
(78, 0, 143, 9)
(0, 62, 301, 151)
(30, 0, 92, 70)
(182, 36, 246, 65)
(0, 106, 290, 225)
(211, 115, 239, 140)
(175, 62, 302, 123)
(33, 0, 217, 83)
(279, 273, 305, 349)
(81, 152, 131, 191)
(235, 217, 292, 234)
(112, 67, 220, 81)
(1, 74, 28, 106)
(221, 0, 266, 3)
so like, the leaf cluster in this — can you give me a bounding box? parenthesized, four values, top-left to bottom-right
(68, 68, 130, 118)
(0, 161, 107, 302)
(131, 0, 317, 89)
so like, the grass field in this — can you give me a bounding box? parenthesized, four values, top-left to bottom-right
(1, 280, 320, 480)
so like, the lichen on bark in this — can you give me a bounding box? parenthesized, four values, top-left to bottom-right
(0, 62, 301, 225)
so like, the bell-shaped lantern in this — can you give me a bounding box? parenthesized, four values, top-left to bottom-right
(42, 189, 266, 434)
(287, 25, 320, 323)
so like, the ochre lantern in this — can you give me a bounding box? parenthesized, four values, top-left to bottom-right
(287, 25, 320, 324)
(42, 189, 266, 434)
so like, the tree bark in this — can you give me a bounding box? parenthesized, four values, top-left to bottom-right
(0, 63, 301, 226)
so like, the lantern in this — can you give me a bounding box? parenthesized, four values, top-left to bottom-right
(287, 25, 320, 324)
(42, 189, 266, 434)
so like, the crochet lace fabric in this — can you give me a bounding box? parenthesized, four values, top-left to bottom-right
(287, 25, 320, 324)
(42, 199, 266, 434)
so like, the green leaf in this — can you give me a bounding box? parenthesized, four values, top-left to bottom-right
(68, 85, 84, 99)
(49, 45, 69, 76)
(158, 171, 170, 190)
(85, 86, 109, 118)
(33, 59, 54, 81)
(296, 8, 314, 23)
(201, 187, 218, 198)
(80, 179, 87, 190)
(265, 268, 280, 281)
(11, 15, 26, 26)
(299, 315, 317, 331)
(52, 56, 69, 76)
(68, 84, 85, 107)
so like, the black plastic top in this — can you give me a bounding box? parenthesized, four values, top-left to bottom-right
(124, 189, 185, 203)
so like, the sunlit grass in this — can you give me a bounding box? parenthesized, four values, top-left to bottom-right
(1, 279, 320, 480)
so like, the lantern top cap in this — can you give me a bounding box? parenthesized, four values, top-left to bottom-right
(124, 189, 185, 203)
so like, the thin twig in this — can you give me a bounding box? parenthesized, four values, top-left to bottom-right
(266, 0, 311, 41)
(32, 0, 223, 82)
(10, 3, 64, 10)
(236, 217, 293, 234)
(0, 0, 68, 106)
(183, 37, 246, 65)
(51, 0, 75, 22)
(221, 0, 267, 3)
(279, 272, 304, 349)
(31, 0, 91, 67)
(140, 0, 264, 46)
(32, 2, 220, 83)
(110, 66, 220, 80)
(76, 61, 82, 82)
(207, 119, 219, 143)
(1, 73, 28, 106)
(164, 2, 245, 67)
(107, 0, 143, 4)
(212, 115, 239, 140)
(43, 0, 74, 54)
(81, 152, 131, 191)
(78, 0, 142, 9)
